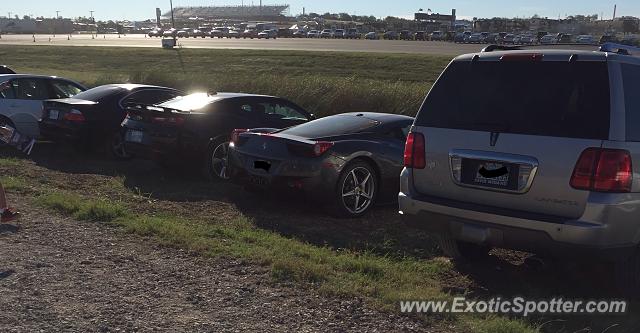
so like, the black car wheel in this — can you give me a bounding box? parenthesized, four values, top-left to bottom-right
(205, 139, 231, 181)
(0, 117, 15, 146)
(107, 131, 132, 160)
(335, 160, 378, 217)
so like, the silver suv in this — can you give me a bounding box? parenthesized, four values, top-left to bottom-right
(400, 44, 640, 294)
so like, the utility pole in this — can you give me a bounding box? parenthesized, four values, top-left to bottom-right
(8, 12, 12, 19)
(90, 11, 94, 21)
(169, 0, 175, 28)
(56, 11, 60, 19)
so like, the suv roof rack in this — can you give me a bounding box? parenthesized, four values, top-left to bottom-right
(481, 45, 522, 52)
(599, 42, 640, 56)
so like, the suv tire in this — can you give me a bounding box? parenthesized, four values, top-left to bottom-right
(437, 233, 491, 260)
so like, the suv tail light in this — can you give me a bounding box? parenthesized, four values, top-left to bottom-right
(231, 129, 249, 145)
(404, 132, 426, 169)
(570, 148, 632, 193)
(63, 109, 85, 122)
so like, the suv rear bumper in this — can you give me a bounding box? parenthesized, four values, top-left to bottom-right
(399, 170, 640, 258)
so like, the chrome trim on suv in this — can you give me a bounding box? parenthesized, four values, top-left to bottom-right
(449, 149, 539, 194)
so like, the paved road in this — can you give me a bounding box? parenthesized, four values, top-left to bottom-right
(0, 34, 493, 55)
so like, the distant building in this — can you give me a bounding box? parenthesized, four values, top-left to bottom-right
(166, 5, 290, 21)
(0, 18, 73, 34)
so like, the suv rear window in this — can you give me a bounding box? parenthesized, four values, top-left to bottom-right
(623, 64, 640, 141)
(415, 60, 611, 140)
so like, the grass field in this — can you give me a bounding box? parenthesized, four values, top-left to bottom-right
(0, 45, 452, 117)
(1, 45, 637, 332)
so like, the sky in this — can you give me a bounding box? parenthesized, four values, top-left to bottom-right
(3, 0, 639, 21)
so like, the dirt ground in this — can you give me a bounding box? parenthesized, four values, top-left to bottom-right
(0, 193, 432, 333)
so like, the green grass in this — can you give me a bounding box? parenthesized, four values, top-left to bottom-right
(0, 45, 451, 117)
(0, 176, 28, 192)
(31, 185, 535, 333)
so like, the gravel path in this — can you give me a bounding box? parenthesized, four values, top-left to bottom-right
(0, 196, 432, 333)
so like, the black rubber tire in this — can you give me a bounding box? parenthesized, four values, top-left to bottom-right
(437, 233, 491, 261)
(105, 131, 133, 161)
(0, 117, 15, 147)
(332, 160, 378, 218)
(203, 137, 231, 181)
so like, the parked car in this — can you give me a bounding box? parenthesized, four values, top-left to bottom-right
(519, 34, 535, 45)
(332, 29, 345, 39)
(176, 29, 190, 38)
(148, 28, 163, 37)
(307, 30, 320, 38)
(39, 84, 182, 159)
(479, 32, 491, 43)
(414, 31, 427, 41)
(383, 31, 398, 40)
(540, 34, 558, 44)
(400, 46, 640, 296)
(620, 36, 639, 46)
(229, 113, 414, 217)
(242, 29, 259, 39)
(189, 29, 207, 38)
(345, 28, 361, 39)
(558, 34, 574, 43)
(365, 32, 379, 40)
(467, 33, 483, 43)
(502, 34, 516, 44)
(0, 66, 15, 75)
(227, 29, 241, 39)
(122, 93, 314, 180)
(320, 29, 333, 38)
(430, 31, 445, 41)
(292, 30, 306, 38)
(599, 35, 619, 44)
(162, 28, 178, 38)
(210, 27, 229, 38)
(0, 74, 86, 138)
(257, 29, 278, 39)
(454, 32, 471, 43)
(277, 28, 293, 38)
(484, 33, 499, 44)
(399, 30, 413, 40)
(576, 35, 595, 44)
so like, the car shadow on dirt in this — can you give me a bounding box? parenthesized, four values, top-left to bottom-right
(12, 143, 640, 331)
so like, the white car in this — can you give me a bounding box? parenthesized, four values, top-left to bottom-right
(257, 29, 278, 39)
(320, 29, 333, 38)
(576, 35, 595, 44)
(0, 74, 86, 138)
(307, 30, 320, 38)
(540, 34, 558, 44)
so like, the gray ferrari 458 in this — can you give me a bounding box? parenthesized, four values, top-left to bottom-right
(227, 112, 414, 217)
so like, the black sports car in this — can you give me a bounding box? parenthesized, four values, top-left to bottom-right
(39, 84, 182, 159)
(122, 92, 313, 179)
(228, 112, 414, 217)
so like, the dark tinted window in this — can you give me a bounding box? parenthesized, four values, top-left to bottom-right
(416, 60, 611, 140)
(73, 85, 125, 102)
(50, 80, 84, 99)
(12, 78, 49, 100)
(280, 115, 380, 138)
(623, 64, 640, 141)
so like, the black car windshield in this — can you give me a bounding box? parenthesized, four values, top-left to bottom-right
(280, 115, 381, 138)
(73, 85, 125, 102)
